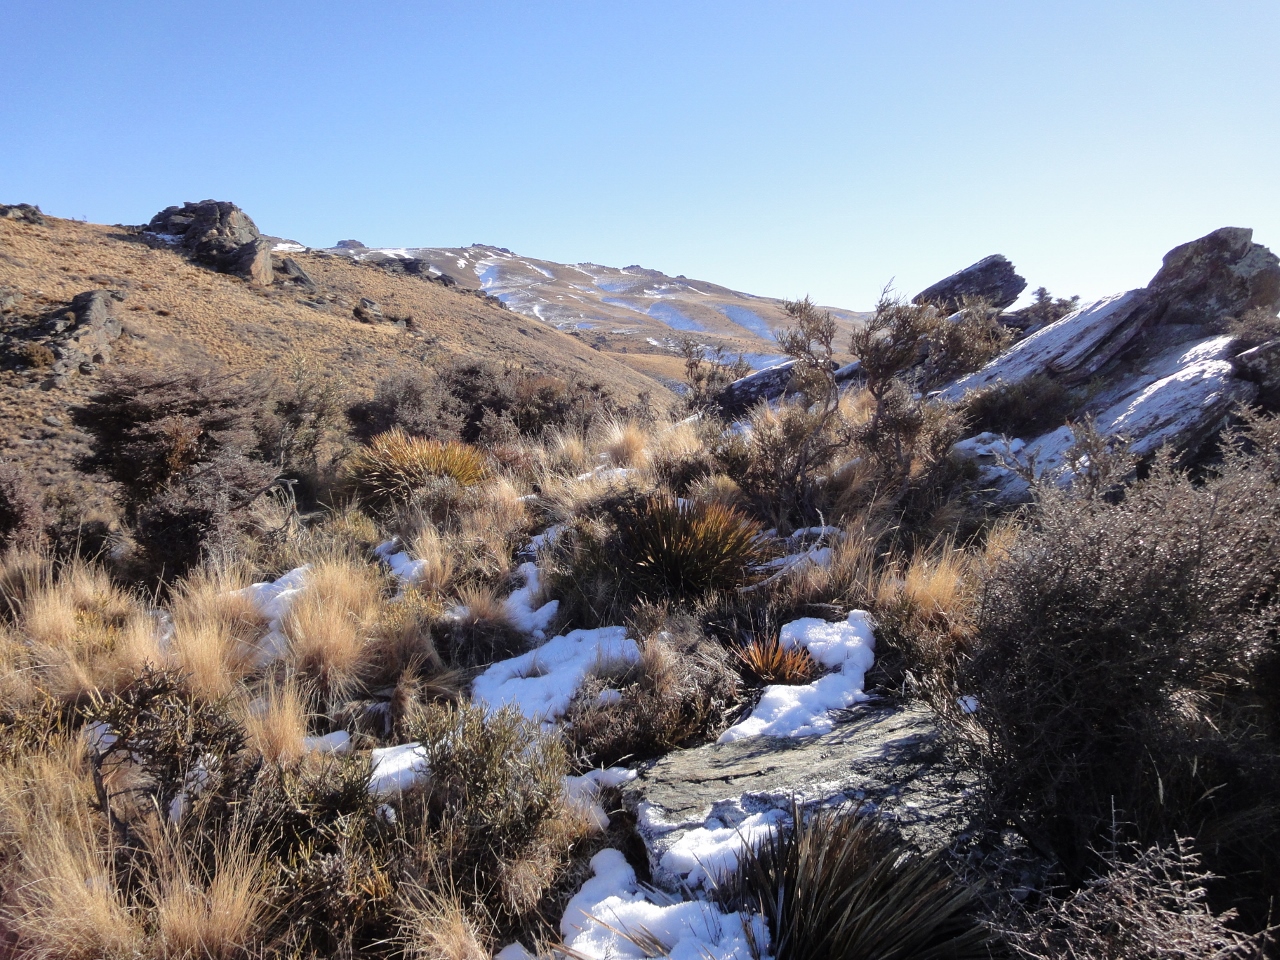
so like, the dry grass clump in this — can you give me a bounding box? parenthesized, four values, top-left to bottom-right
(565, 617, 741, 768)
(348, 429, 490, 510)
(436, 581, 527, 669)
(601, 418, 651, 468)
(147, 827, 272, 960)
(167, 564, 267, 701)
(13, 557, 161, 704)
(284, 554, 389, 699)
(238, 678, 309, 764)
(734, 633, 821, 685)
(721, 802, 993, 960)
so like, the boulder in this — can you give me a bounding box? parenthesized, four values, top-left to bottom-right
(717, 360, 863, 418)
(353, 298, 383, 323)
(335, 239, 367, 249)
(914, 254, 1027, 312)
(0, 203, 45, 225)
(278, 257, 317, 290)
(147, 200, 273, 285)
(1233, 337, 1280, 405)
(1141, 226, 1280, 327)
(12, 290, 124, 383)
(620, 703, 975, 890)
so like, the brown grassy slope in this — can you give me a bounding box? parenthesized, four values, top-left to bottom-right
(0, 214, 674, 491)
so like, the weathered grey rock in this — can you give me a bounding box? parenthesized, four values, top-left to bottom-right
(353, 298, 383, 323)
(1141, 226, 1280, 327)
(914, 254, 1027, 312)
(17, 290, 125, 379)
(147, 200, 273, 285)
(1233, 337, 1280, 404)
(621, 703, 976, 890)
(335, 239, 367, 249)
(0, 203, 45, 225)
(279, 257, 317, 290)
(717, 360, 863, 417)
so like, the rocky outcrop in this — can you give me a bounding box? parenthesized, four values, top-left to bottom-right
(147, 200, 274, 285)
(277, 257, 316, 291)
(2, 290, 124, 383)
(621, 703, 975, 890)
(717, 360, 862, 418)
(353, 298, 383, 323)
(0, 203, 45, 225)
(914, 254, 1027, 311)
(944, 228, 1280, 501)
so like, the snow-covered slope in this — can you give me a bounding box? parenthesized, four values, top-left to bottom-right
(324, 242, 866, 371)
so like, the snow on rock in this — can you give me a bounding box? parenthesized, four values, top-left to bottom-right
(233, 566, 309, 665)
(719, 612, 875, 742)
(938, 290, 1147, 401)
(561, 849, 771, 960)
(565, 767, 638, 831)
(658, 809, 786, 889)
(368, 742, 429, 795)
(472, 627, 640, 725)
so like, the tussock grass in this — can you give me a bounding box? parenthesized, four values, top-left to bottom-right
(348, 429, 490, 510)
(168, 565, 266, 701)
(284, 555, 387, 699)
(239, 677, 309, 763)
(722, 803, 993, 960)
(734, 633, 821, 685)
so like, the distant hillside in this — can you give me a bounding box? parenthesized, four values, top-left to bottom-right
(0, 208, 674, 493)
(317, 241, 868, 376)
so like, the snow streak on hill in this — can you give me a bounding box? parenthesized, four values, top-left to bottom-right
(324, 242, 866, 370)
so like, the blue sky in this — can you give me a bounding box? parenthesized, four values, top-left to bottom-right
(2, 1, 1277, 309)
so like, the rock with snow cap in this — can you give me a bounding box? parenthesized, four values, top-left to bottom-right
(914, 254, 1027, 312)
(621, 702, 976, 890)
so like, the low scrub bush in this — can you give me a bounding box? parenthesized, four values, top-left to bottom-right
(959, 417, 1280, 923)
(347, 429, 490, 511)
(0, 461, 47, 549)
(564, 617, 740, 767)
(1000, 840, 1269, 960)
(721, 802, 993, 960)
(960, 373, 1076, 438)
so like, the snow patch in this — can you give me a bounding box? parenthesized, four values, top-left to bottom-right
(561, 849, 770, 960)
(719, 611, 875, 741)
(659, 809, 786, 889)
(472, 627, 640, 725)
(368, 742, 429, 795)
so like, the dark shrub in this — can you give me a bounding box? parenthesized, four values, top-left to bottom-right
(721, 802, 993, 960)
(921, 295, 1014, 388)
(564, 618, 740, 767)
(960, 373, 1076, 438)
(0, 461, 46, 549)
(959, 417, 1280, 922)
(73, 365, 279, 577)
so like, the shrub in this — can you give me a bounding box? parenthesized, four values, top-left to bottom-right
(564, 618, 741, 767)
(346, 429, 490, 511)
(959, 420, 1280, 920)
(613, 495, 768, 602)
(921, 295, 1014, 388)
(73, 365, 279, 579)
(676, 336, 750, 413)
(1000, 840, 1268, 960)
(721, 802, 993, 960)
(11, 340, 55, 368)
(346, 370, 460, 444)
(960, 373, 1076, 438)
(408, 702, 582, 919)
(733, 633, 820, 685)
(0, 461, 46, 549)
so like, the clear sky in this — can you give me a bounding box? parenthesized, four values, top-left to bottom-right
(3, 1, 1278, 310)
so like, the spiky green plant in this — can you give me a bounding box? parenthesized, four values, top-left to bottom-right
(346, 429, 490, 509)
(615, 495, 768, 601)
(722, 802, 993, 960)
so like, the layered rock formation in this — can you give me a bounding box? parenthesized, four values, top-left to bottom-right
(913, 253, 1027, 311)
(147, 200, 274, 285)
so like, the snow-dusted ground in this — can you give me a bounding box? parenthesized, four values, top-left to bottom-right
(559, 849, 771, 960)
(720, 611, 876, 741)
(471, 626, 640, 726)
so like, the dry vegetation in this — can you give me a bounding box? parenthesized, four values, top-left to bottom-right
(0, 211, 1277, 958)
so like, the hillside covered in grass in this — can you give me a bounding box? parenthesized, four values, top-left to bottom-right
(1, 207, 1280, 959)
